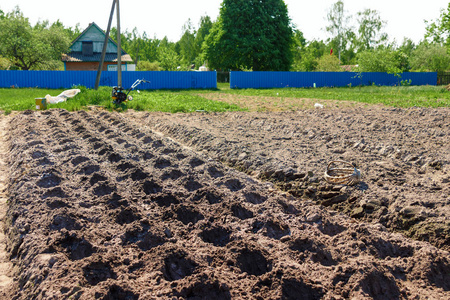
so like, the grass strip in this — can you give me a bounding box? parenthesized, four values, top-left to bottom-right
(1, 84, 449, 114)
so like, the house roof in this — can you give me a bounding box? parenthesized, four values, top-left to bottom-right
(62, 22, 132, 63)
(62, 52, 133, 62)
(71, 22, 119, 50)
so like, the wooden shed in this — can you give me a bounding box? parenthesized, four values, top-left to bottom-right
(62, 22, 134, 71)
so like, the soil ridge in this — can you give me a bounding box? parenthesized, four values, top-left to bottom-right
(0, 114, 13, 296)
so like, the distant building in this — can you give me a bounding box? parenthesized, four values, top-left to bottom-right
(62, 22, 134, 71)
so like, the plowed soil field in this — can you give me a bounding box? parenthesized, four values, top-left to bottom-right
(0, 106, 449, 299)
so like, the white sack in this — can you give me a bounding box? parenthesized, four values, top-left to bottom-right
(45, 89, 81, 104)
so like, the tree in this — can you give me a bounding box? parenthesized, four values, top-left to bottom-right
(194, 15, 213, 67)
(290, 29, 307, 70)
(410, 43, 450, 72)
(203, 0, 293, 71)
(49, 19, 81, 42)
(398, 38, 415, 57)
(158, 37, 180, 71)
(177, 19, 196, 66)
(315, 54, 343, 72)
(325, 1, 351, 61)
(356, 9, 388, 50)
(291, 39, 328, 71)
(171, 16, 213, 69)
(141, 33, 160, 62)
(0, 7, 70, 70)
(128, 27, 144, 65)
(356, 48, 406, 74)
(424, 3, 450, 45)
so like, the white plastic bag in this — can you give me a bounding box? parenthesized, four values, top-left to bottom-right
(45, 89, 81, 104)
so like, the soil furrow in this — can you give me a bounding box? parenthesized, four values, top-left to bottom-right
(134, 108, 450, 251)
(0, 114, 13, 297)
(1, 109, 449, 299)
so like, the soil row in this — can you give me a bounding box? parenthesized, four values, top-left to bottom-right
(134, 108, 450, 251)
(1, 108, 449, 299)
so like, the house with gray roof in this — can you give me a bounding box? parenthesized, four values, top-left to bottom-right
(62, 22, 134, 71)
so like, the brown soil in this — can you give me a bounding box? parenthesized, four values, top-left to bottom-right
(0, 107, 449, 299)
(200, 93, 374, 111)
(0, 114, 13, 291)
(138, 107, 450, 252)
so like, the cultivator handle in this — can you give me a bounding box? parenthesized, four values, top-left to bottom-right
(130, 79, 150, 90)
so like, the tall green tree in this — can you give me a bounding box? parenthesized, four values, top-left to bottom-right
(291, 39, 327, 71)
(158, 37, 180, 71)
(0, 6, 70, 70)
(326, 0, 351, 61)
(424, 3, 450, 45)
(398, 38, 415, 57)
(141, 33, 160, 62)
(50, 19, 81, 41)
(203, 0, 293, 71)
(356, 9, 388, 50)
(292, 30, 307, 54)
(194, 15, 213, 67)
(128, 27, 143, 64)
(177, 19, 196, 66)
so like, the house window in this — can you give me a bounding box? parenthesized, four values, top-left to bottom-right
(82, 41, 94, 56)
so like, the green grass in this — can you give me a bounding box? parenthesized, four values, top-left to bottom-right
(116, 90, 241, 113)
(0, 87, 67, 112)
(218, 85, 450, 108)
(0, 84, 449, 114)
(0, 86, 242, 114)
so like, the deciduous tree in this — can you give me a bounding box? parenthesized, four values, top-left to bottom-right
(291, 39, 327, 71)
(0, 7, 70, 70)
(315, 54, 343, 72)
(356, 48, 407, 74)
(194, 15, 213, 67)
(424, 3, 450, 45)
(158, 37, 180, 71)
(325, 0, 351, 61)
(177, 19, 196, 66)
(356, 9, 388, 50)
(410, 43, 450, 72)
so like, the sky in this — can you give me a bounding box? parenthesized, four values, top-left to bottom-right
(1, 0, 449, 44)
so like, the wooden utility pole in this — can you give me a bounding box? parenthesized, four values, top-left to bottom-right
(94, 0, 116, 90)
(116, 0, 122, 88)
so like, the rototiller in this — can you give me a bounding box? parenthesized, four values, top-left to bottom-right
(112, 79, 150, 105)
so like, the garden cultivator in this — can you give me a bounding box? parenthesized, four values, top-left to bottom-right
(112, 79, 150, 105)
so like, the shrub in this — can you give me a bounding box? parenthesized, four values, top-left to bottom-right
(137, 61, 161, 71)
(356, 48, 405, 74)
(410, 43, 450, 72)
(315, 54, 343, 72)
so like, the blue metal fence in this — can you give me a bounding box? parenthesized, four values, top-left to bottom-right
(0, 70, 217, 89)
(0, 70, 437, 90)
(230, 71, 437, 89)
